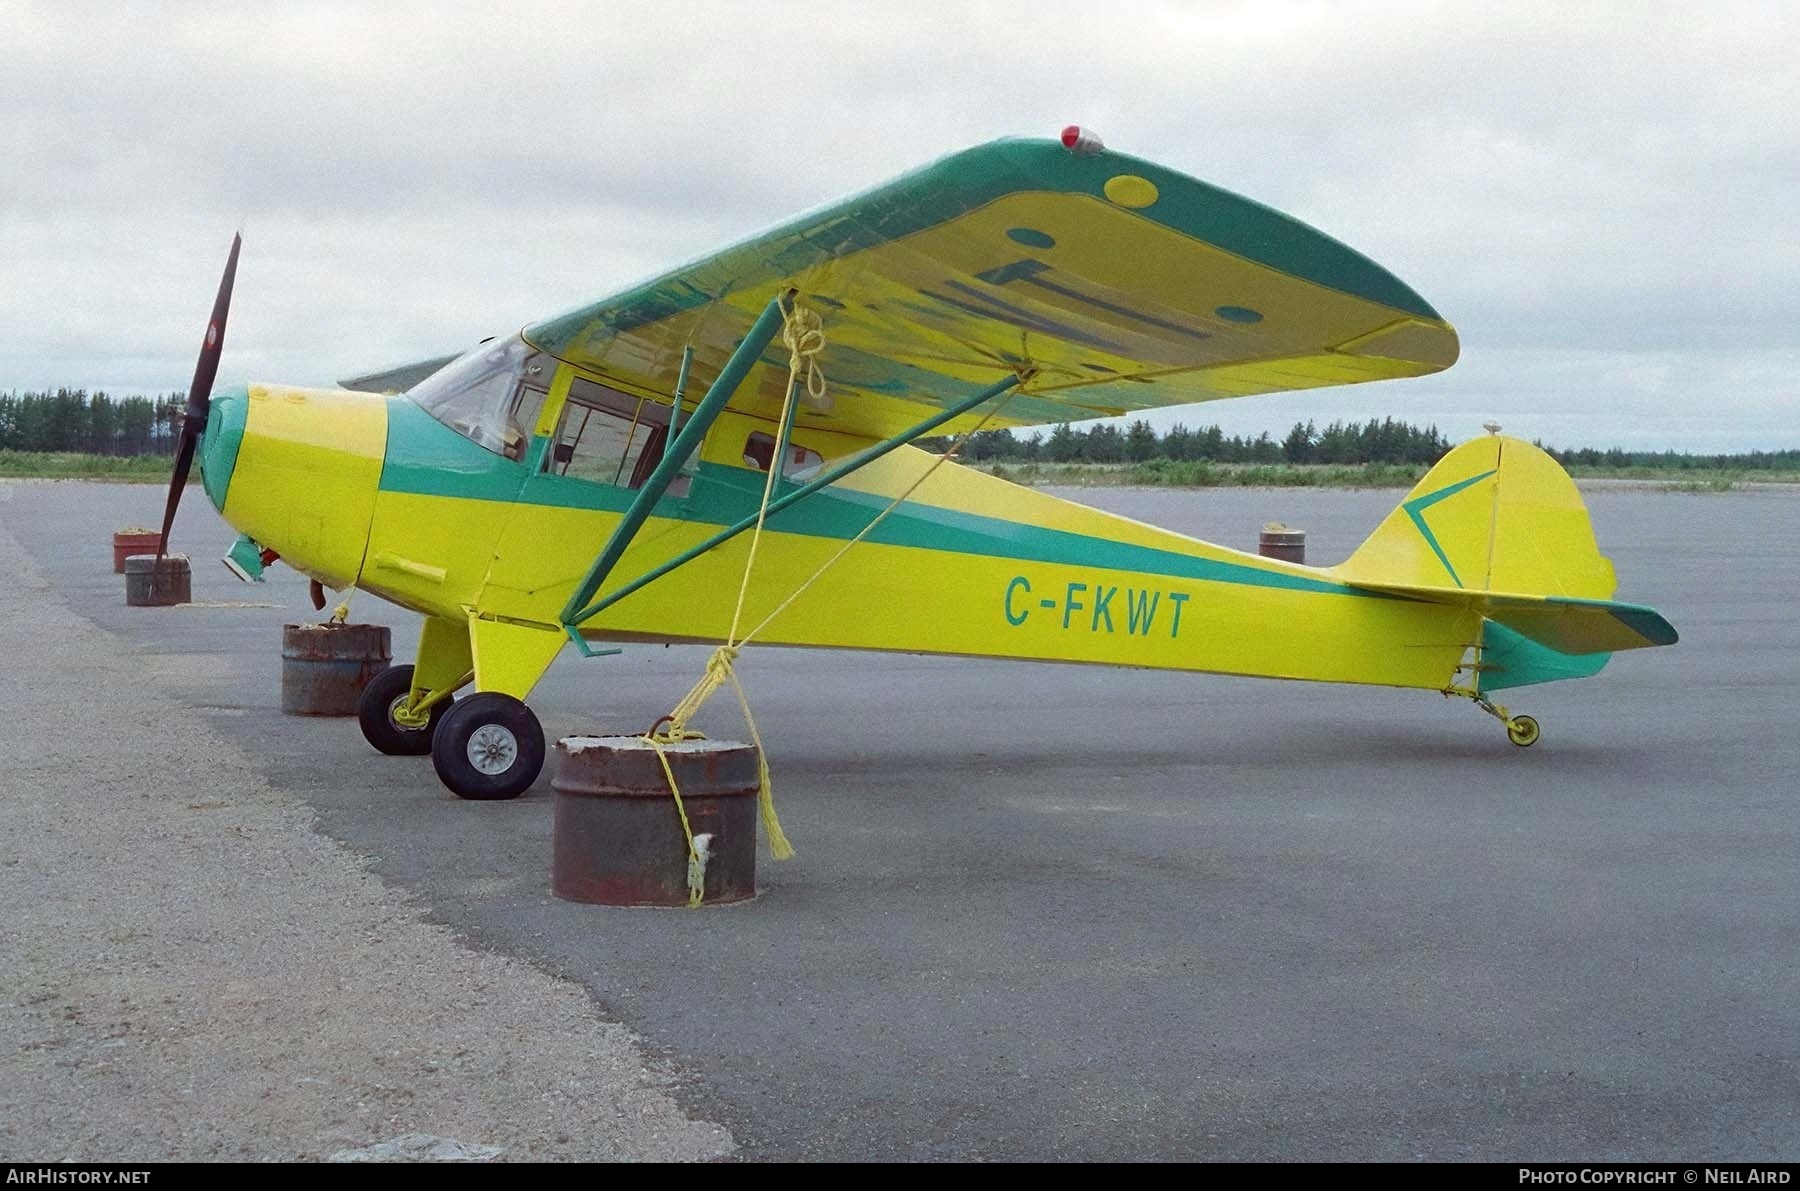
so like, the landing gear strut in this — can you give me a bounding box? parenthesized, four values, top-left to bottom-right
(1445, 684, 1541, 748)
(430, 692, 546, 800)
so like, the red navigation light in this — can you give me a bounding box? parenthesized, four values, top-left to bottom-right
(1059, 125, 1104, 154)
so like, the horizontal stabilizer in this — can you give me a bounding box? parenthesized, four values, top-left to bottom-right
(1344, 581, 1678, 655)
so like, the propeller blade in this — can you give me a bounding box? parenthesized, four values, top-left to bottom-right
(157, 232, 241, 565)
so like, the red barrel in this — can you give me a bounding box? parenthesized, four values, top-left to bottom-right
(552, 736, 760, 907)
(112, 529, 162, 573)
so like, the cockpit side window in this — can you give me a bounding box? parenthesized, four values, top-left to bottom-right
(546, 378, 678, 492)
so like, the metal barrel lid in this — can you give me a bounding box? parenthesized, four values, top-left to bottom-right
(553, 735, 760, 798)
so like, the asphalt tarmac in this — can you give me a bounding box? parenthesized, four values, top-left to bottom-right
(3, 478, 1793, 1161)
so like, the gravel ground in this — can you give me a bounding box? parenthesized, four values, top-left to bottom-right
(0, 520, 733, 1162)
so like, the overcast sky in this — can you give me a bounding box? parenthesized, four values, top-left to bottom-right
(2, 0, 1795, 450)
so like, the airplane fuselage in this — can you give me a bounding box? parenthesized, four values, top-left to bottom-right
(202, 380, 1480, 700)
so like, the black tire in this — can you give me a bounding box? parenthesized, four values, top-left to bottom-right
(358, 664, 451, 756)
(430, 692, 545, 801)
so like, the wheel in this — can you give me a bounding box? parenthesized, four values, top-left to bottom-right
(1506, 714, 1541, 748)
(430, 692, 545, 801)
(358, 665, 451, 756)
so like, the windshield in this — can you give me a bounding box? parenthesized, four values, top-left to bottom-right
(407, 334, 539, 458)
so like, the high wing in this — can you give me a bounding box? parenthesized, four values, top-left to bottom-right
(519, 136, 1459, 440)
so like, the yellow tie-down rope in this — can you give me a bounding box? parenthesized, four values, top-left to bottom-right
(643, 297, 1022, 905)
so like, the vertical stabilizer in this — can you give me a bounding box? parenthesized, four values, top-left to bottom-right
(1331, 435, 1617, 600)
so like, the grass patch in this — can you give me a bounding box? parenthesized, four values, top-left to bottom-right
(1657, 477, 1740, 493)
(0, 451, 180, 481)
(1563, 466, 1800, 490)
(987, 460, 1800, 491)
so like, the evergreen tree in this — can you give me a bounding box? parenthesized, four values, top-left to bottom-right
(1198, 425, 1225, 460)
(1125, 419, 1157, 462)
(965, 428, 1014, 461)
(1084, 424, 1126, 463)
(1282, 420, 1316, 463)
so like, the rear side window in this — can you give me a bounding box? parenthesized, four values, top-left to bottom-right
(743, 432, 824, 482)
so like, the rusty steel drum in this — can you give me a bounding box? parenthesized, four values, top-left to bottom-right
(1258, 523, 1306, 565)
(123, 554, 191, 606)
(112, 530, 162, 574)
(280, 623, 391, 716)
(552, 735, 760, 907)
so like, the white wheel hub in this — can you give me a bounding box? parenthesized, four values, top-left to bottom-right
(466, 723, 518, 775)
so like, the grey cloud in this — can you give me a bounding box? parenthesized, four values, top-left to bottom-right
(2, 0, 1795, 447)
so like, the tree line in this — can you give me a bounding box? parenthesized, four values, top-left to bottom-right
(922, 417, 1455, 466)
(924, 418, 1800, 471)
(1538, 445, 1800, 472)
(0, 388, 187, 455)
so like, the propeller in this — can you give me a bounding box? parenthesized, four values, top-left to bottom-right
(156, 232, 241, 567)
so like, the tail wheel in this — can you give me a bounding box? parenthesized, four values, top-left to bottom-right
(431, 692, 545, 801)
(358, 664, 450, 756)
(1506, 714, 1541, 748)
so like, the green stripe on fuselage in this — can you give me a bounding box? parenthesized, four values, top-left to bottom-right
(378, 397, 540, 505)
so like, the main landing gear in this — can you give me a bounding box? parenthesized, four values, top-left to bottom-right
(357, 670, 546, 799)
(429, 693, 545, 801)
(1445, 684, 1541, 748)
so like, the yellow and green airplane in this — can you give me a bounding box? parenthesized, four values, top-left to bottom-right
(155, 128, 1676, 800)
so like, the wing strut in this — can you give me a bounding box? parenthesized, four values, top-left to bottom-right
(558, 293, 791, 632)
(561, 368, 1026, 633)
